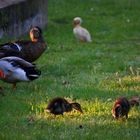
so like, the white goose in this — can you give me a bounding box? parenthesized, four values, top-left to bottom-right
(73, 17, 92, 42)
(0, 56, 41, 89)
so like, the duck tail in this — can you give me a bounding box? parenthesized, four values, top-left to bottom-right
(25, 67, 41, 80)
(129, 96, 140, 107)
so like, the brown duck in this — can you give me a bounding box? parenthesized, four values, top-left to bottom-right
(0, 26, 47, 62)
(45, 97, 83, 115)
(112, 96, 139, 119)
(112, 97, 130, 119)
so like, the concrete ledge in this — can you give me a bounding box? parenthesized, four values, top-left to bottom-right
(0, 0, 47, 38)
(0, 0, 25, 8)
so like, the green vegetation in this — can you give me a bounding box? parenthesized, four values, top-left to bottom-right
(0, 0, 140, 139)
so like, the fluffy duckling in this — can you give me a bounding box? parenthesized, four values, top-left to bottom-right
(0, 26, 46, 62)
(112, 97, 130, 119)
(0, 56, 41, 89)
(73, 17, 92, 42)
(45, 97, 83, 115)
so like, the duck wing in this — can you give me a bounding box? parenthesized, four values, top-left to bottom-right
(0, 39, 46, 62)
(0, 42, 23, 58)
(0, 41, 33, 58)
(1, 56, 34, 68)
(0, 42, 22, 52)
(16, 41, 46, 62)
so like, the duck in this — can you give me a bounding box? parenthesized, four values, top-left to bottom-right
(73, 17, 92, 42)
(0, 26, 47, 62)
(45, 97, 83, 115)
(0, 56, 41, 89)
(112, 97, 130, 119)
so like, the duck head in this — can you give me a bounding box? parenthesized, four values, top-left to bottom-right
(71, 102, 83, 113)
(112, 97, 130, 119)
(112, 104, 122, 119)
(73, 17, 82, 27)
(30, 26, 43, 42)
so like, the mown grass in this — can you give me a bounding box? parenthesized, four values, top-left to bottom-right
(0, 0, 140, 139)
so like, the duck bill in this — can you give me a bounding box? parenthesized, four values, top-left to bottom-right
(75, 108, 83, 114)
(72, 103, 83, 114)
(79, 109, 83, 114)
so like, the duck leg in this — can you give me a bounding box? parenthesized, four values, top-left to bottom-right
(0, 86, 4, 96)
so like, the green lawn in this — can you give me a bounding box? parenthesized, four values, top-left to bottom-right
(0, 0, 140, 139)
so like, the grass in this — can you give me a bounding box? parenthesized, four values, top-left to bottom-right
(0, 0, 140, 139)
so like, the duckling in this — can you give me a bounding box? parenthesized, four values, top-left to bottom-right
(45, 97, 83, 115)
(112, 97, 130, 119)
(0, 26, 47, 62)
(0, 56, 41, 89)
(73, 17, 92, 42)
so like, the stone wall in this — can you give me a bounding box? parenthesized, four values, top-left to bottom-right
(0, 0, 47, 38)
